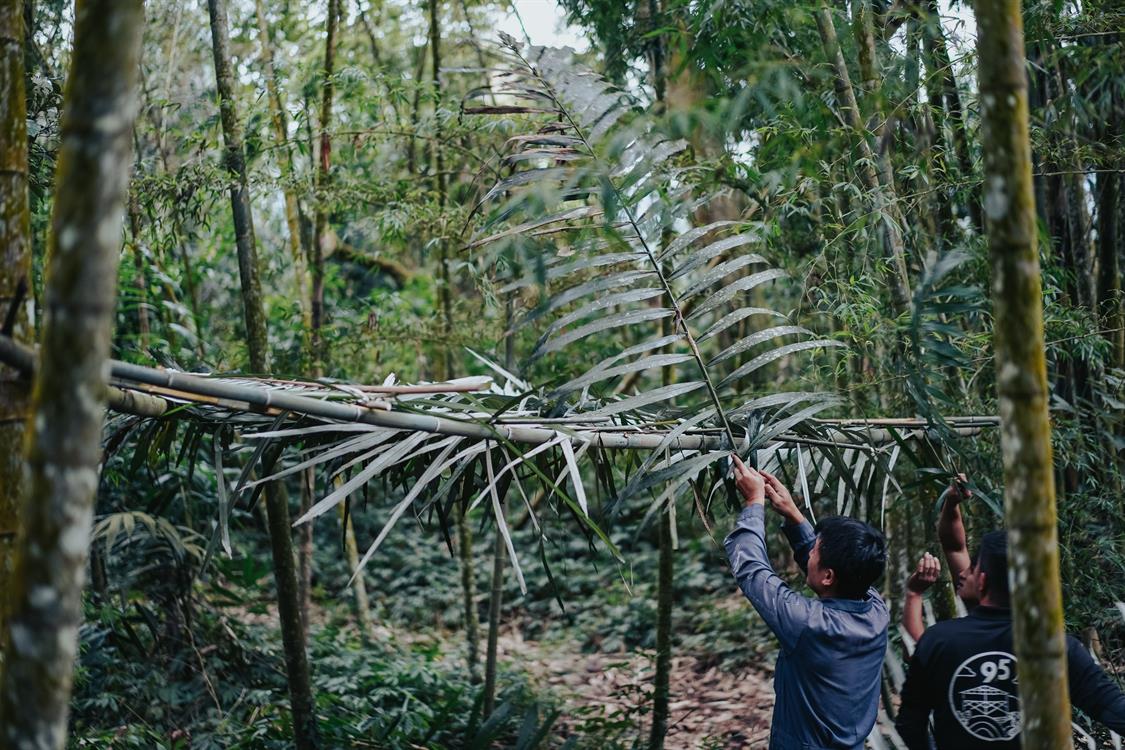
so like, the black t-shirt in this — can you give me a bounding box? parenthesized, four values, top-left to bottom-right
(895, 606, 1125, 749)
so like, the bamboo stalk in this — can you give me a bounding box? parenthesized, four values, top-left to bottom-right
(0, 0, 31, 652)
(0, 1, 144, 743)
(0, 333, 998, 451)
(974, 0, 1073, 744)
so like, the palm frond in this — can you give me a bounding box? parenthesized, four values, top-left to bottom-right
(464, 38, 843, 459)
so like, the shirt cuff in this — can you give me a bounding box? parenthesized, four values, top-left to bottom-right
(782, 519, 815, 545)
(738, 504, 765, 523)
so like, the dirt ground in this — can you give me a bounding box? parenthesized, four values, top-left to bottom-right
(496, 629, 776, 749)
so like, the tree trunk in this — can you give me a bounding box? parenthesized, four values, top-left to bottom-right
(206, 0, 270, 376)
(482, 493, 506, 717)
(255, 0, 316, 637)
(973, 1, 1073, 747)
(816, 5, 911, 313)
(253, 0, 312, 352)
(1098, 171, 1123, 367)
(648, 510, 674, 750)
(457, 463, 481, 683)
(205, 2, 319, 746)
(0, 0, 31, 654)
(338, 496, 375, 640)
(428, 0, 482, 686)
(922, 0, 980, 231)
(127, 194, 151, 351)
(0, 2, 143, 746)
(311, 0, 339, 378)
(851, 0, 877, 97)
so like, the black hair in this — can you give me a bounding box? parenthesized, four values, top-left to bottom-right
(813, 516, 887, 598)
(975, 530, 1010, 605)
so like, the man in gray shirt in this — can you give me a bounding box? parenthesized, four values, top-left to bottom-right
(725, 455, 889, 750)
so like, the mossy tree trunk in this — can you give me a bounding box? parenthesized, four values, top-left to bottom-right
(974, 0, 1073, 747)
(0, 0, 31, 658)
(0, 2, 143, 746)
(206, 1, 319, 746)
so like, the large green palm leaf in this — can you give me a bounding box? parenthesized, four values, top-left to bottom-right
(463, 37, 843, 498)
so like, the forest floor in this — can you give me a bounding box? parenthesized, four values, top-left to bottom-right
(494, 628, 775, 749)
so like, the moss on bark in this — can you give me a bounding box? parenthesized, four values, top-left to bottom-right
(0, 0, 30, 659)
(974, 0, 1074, 746)
(0, 2, 143, 746)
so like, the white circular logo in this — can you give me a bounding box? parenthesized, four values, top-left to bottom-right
(947, 651, 1021, 741)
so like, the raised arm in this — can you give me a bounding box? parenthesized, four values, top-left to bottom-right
(725, 457, 814, 652)
(902, 553, 941, 643)
(937, 476, 972, 588)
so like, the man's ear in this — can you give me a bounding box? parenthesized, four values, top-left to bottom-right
(978, 570, 989, 598)
(820, 567, 836, 590)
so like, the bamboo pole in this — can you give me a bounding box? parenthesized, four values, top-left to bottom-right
(974, 0, 1073, 746)
(311, 0, 340, 377)
(0, 0, 31, 654)
(253, 0, 312, 348)
(0, 333, 997, 451)
(205, 1, 318, 745)
(0, 2, 143, 745)
(815, 4, 911, 313)
(0, 336, 167, 417)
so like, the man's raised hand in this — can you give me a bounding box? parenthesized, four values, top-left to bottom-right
(731, 454, 765, 507)
(760, 470, 806, 525)
(906, 552, 941, 594)
(946, 472, 972, 506)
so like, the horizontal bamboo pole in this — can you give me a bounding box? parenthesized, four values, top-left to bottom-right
(0, 334, 995, 450)
(0, 335, 167, 417)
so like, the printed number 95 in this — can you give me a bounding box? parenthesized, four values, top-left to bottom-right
(981, 659, 1012, 683)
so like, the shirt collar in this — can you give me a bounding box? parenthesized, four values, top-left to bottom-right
(970, 605, 1012, 619)
(822, 595, 874, 612)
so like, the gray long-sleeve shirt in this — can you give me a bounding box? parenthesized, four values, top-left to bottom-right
(725, 504, 889, 750)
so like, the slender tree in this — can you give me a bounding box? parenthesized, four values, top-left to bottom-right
(974, 0, 1073, 747)
(0, 0, 30, 651)
(311, 0, 340, 377)
(254, 0, 312, 343)
(426, 0, 483, 683)
(0, 1, 143, 746)
(205, 1, 320, 746)
(481, 455, 514, 717)
(815, 4, 911, 313)
(206, 0, 270, 376)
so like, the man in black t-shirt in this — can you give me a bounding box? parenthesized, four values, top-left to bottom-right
(895, 530, 1125, 749)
